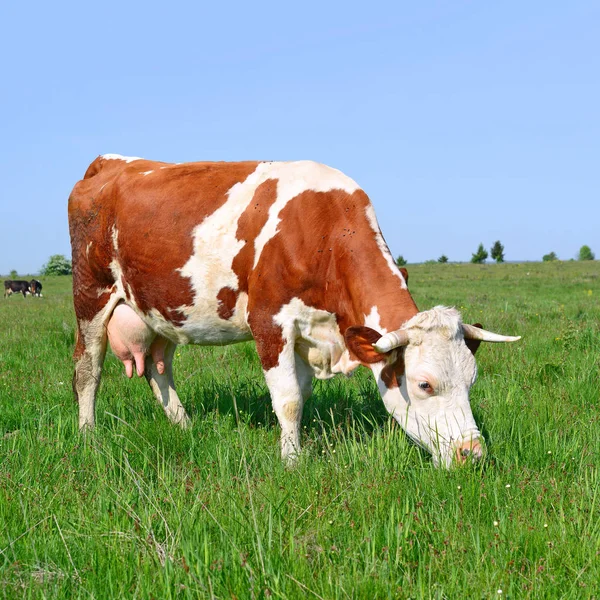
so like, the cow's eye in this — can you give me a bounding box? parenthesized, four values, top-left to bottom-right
(418, 382, 432, 391)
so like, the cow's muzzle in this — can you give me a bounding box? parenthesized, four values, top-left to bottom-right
(454, 439, 484, 463)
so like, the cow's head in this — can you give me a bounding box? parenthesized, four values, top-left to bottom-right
(346, 306, 520, 467)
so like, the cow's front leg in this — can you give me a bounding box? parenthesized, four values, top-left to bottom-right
(144, 340, 190, 427)
(264, 357, 305, 462)
(251, 322, 305, 462)
(295, 352, 314, 402)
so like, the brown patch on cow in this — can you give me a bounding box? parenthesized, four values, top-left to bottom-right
(69, 165, 124, 322)
(249, 190, 418, 333)
(400, 268, 408, 285)
(344, 326, 385, 364)
(242, 185, 419, 371)
(232, 178, 279, 293)
(251, 317, 286, 371)
(464, 323, 483, 356)
(381, 356, 405, 388)
(246, 188, 419, 341)
(115, 161, 260, 323)
(73, 328, 85, 361)
(216, 287, 238, 320)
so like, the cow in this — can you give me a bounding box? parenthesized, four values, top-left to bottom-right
(4, 280, 31, 298)
(29, 279, 43, 297)
(68, 154, 520, 467)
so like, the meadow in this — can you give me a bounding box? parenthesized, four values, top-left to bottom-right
(0, 261, 598, 599)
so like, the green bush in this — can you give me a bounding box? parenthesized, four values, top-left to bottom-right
(471, 243, 488, 264)
(490, 240, 504, 263)
(40, 254, 72, 275)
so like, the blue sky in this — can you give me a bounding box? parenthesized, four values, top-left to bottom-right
(1, 1, 598, 275)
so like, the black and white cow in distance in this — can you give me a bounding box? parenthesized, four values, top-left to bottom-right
(4, 280, 31, 298)
(29, 279, 43, 297)
(69, 154, 521, 467)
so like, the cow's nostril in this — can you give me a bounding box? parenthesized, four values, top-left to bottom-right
(455, 441, 483, 463)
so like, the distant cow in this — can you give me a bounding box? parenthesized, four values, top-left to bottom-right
(69, 153, 520, 467)
(29, 279, 43, 297)
(4, 280, 31, 298)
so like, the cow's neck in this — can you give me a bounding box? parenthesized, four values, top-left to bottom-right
(325, 252, 419, 335)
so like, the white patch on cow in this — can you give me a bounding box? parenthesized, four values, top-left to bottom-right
(98, 182, 108, 194)
(102, 153, 144, 163)
(364, 204, 407, 288)
(364, 306, 387, 333)
(140, 170, 153, 176)
(86, 241, 93, 259)
(107, 229, 137, 313)
(111, 226, 119, 253)
(252, 161, 361, 268)
(109, 228, 122, 288)
(274, 297, 359, 379)
(176, 163, 277, 343)
(140, 308, 188, 345)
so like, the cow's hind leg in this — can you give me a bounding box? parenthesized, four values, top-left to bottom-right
(144, 340, 190, 427)
(73, 295, 121, 429)
(73, 318, 107, 429)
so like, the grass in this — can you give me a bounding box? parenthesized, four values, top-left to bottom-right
(0, 261, 599, 599)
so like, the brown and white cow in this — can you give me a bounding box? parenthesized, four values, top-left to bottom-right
(69, 154, 520, 467)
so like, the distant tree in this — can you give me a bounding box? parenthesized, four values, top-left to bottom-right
(395, 255, 407, 267)
(471, 243, 488, 264)
(490, 240, 505, 263)
(542, 252, 558, 262)
(578, 245, 595, 261)
(424, 259, 436, 265)
(9, 270, 18, 279)
(41, 254, 72, 275)
(438, 255, 449, 263)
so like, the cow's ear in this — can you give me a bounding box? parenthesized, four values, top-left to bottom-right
(345, 326, 386, 363)
(465, 323, 483, 355)
(400, 268, 408, 285)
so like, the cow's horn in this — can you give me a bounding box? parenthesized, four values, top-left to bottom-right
(373, 329, 410, 353)
(462, 323, 521, 343)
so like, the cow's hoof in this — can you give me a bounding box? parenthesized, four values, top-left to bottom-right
(282, 452, 300, 469)
(171, 412, 191, 429)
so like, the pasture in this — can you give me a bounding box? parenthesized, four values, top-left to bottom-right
(0, 262, 598, 599)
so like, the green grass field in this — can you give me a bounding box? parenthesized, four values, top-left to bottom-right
(0, 262, 599, 599)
